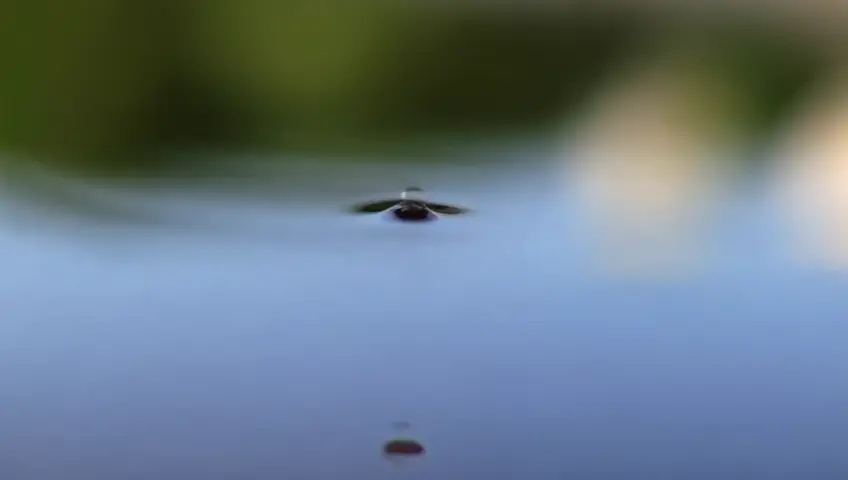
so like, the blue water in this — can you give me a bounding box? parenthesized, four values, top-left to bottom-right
(1, 159, 846, 479)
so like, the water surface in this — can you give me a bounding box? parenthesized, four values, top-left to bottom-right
(1, 157, 846, 479)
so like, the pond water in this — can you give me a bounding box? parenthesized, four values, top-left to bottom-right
(1, 152, 846, 479)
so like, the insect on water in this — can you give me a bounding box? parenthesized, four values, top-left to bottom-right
(383, 421, 426, 464)
(349, 187, 470, 223)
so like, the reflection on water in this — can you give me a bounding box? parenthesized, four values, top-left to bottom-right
(564, 52, 738, 277)
(776, 68, 848, 269)
(1, 151, 848, 479)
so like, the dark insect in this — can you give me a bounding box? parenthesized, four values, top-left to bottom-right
(383, 438, 425, 456)
(349, 187, 470, 222)
(383, 422, 424, 463)
(382, 421, 425, 459)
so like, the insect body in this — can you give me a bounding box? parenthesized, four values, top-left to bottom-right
(349, 187, 469, 222)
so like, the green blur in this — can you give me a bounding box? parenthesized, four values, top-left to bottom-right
(0, 2, 828, 175)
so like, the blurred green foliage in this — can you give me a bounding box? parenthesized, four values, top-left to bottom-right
(0, 2, 832, 175)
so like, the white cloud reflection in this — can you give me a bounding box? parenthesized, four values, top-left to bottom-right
(563, 54, 736, 278)
(776, 69, 848, 269)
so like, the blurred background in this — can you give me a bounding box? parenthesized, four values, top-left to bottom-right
(3, 2, 848, 479)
